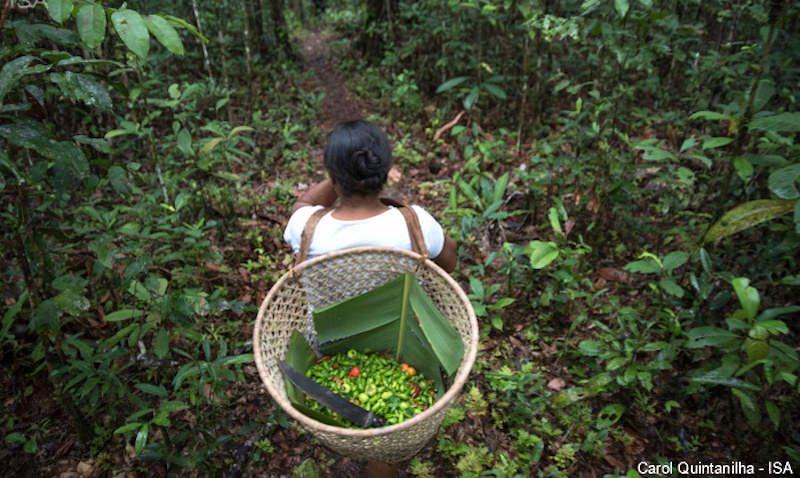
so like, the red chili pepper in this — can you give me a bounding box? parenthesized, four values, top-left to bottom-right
(322, 355, 331, 361)
(332, 363, 339, 369)
(348, 366, 361, 378)
(333, 376, 338, 383)
(411, 385, 420, 398)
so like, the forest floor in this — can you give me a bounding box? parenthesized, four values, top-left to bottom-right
(2, 27, 770, 478)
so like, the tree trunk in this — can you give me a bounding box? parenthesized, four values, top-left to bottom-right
(269, 0, 297, 61)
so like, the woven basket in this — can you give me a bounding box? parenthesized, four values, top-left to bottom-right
(253, 247, 479, 464)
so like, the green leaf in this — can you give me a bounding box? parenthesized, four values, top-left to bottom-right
(659, 278, 684, 297)
(547, 207, 563, 235)
(662, 251, 688, 274)
(163, 15, 209, 43)
(525, 241, 559, 269)
(5, 432, 26, 443)
(135, 383, 168, 398)
(596, 404, 625, 428)
(111, 9, 150, 60)
(464, 86, 480, 110)
(53, 288, 90, 316)
(623, 258, 661, 274)
(692, 373, 760, 391)
(685, 326, 738, 348)
(705, 200, 795, 242)
(614, 0, 630, 18)
(108, 166, 132, 196)
(0, 56, 35, 106)
(312, 272, 464, 394)
(482, 83, 506, 100)
(702, 137, 733, 150)
(767, 164, 800, 200)
(689, 111, 733, 121)
(144, 15, 184, 55)
(158, 401, 188, 413)
(30, 300, 60, 334)
(104, 309, 144, 322)
(76, 4, 106, 49)
(749, 112, 800, 132)
(154, 328, 170, 359)
(135, 423, 149, 455)
(732, 278, 759, 321)
(765, 401, 780, 429)
(745, 334, 769, 363)
(48, 0, 74, 24)
(751, 79, 775, 113)
(436, 76, 471, 94)
(50, 71, 113, 111)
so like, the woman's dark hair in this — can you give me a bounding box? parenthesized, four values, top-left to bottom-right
(324, 120, 392, 197)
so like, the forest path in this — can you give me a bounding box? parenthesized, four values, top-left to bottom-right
(302, 30, 367, 136)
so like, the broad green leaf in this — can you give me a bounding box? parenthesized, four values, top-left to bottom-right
(104, 309, 143, 322)
(0, 56, 36, 106)
(436, 76, 470, 94)
(578, 340, 602, 356)
(745, 334, 769, 364)
(5, 432, 26, 443)
(734, 156, 753, 181)
(749, 112, 800, 132)
(702, 137, 733, 150)
(53, 288, 90, 316)
(704, 200, 795, 242)
(757, 306, 800, 323)
(108, 166, 132, 196)
(284, 331, 319, 405)
(177, 129, 193, 155)
(111, 10, 150, 60)
(30, 299, 60, 334)
(685, 326, 738, 348)
(159, 401, 188, 413)
(765, 401, 780, 429)
(732, 278, 759, 321)
(163, 15, 209, 43)
(767, 164, 800, 200)
(135, 383, 168, 398)
(49, 71, 112, 110)
(526, 241, 559, 269)
(547, 207, 563, 235)
(662, 251, 688, 274)
(623, 258, 661, 274)
(313, 272, 464, 394)
(16, 23, 82, 47)
(464, 86, 480, 110)
(482, 83, 506, 100)
(659, 278, 684, 297)
(691, 373, 760, 391)
(144, 15, 184, 55)
(689, 111, 733, 121)
(135, 424, 148, 454)
(114, 423, 142, 434)
(76, 4, 106, 49)
(48, 0, 74, 24)
(614, 0, 630, 18)
(751, 79, 775, 113)
(149, 322, 169, 358)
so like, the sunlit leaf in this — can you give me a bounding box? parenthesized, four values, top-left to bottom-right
(749, 112, 800, 132)
(704, 200, 795, 242)
(526, 241, 559, 269)
(614, 0, 630, 18)
(596, 404, 625, 428)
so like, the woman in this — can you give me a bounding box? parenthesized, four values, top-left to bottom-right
(284, 120, 457, 273)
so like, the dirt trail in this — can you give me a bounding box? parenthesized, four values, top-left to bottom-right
(302, 30, 367, 133)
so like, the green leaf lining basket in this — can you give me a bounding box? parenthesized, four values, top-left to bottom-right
(253, 246, 479, 464)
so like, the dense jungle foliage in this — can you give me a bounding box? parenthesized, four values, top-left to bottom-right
(1, 0, 799, 476)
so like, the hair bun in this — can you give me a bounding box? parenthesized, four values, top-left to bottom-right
(352, 149, 382, 179)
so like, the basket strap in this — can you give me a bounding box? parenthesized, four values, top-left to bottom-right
(297, 207, 333, 264)
(380, 197, 429, 257)
(295, 200, 429, 263)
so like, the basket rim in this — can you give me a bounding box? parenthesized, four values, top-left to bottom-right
(253, 246, 479, 438)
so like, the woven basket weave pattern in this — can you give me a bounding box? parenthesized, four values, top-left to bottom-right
(254, 248, 478, 464)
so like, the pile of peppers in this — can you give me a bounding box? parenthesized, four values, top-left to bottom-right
(303, 349, 437, 427)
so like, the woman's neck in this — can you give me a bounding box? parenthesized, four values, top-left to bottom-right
(332, 194, 389, 220)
